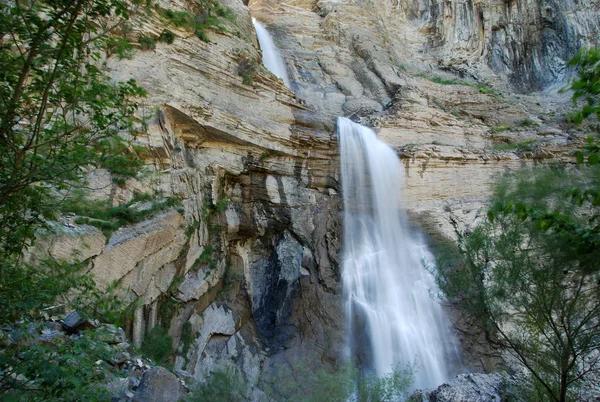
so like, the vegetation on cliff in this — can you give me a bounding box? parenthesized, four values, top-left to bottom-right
(0, 0, 146, 398)
(432, 48, 600, 402)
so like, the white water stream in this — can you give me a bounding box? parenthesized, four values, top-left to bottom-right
(251, 14, 459, 391)
(252, 18, 291, 87)
(338, 117, 459, 391)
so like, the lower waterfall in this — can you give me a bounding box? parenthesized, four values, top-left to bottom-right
(338, 117, 459, 391)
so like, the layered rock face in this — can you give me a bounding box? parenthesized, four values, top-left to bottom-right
(34, 0, 600, 393)
(37, 0, 344, 389)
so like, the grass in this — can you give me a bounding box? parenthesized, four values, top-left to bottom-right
(491, 125, 513, 133)
(490, 119, 539, 134)
(518, 118, 539, 128)
(60, 191, 182, 239)
(154, 2, 236, 44)
(416, 73, 502, 97)
(192, 245, 217, 272)
(493, 138, 536, 152)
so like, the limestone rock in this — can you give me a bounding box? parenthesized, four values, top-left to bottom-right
(131, 367, 182, 402)
(88, 211, 185, 292)
(410, 373, 516, 402)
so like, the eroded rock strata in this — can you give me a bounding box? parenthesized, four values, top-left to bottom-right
(32, 0, 600, 396)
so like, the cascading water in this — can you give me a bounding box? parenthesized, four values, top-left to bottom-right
(252, 18, 291, 87)
(338, 117, 459, 391)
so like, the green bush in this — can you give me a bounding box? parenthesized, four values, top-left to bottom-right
(155, 1, 236, 44)
(104, 36, 135, 59)
(566, 48, 600, 124)
(0, 258, 129, 400)
(431, 164, 600, 402)
(186, 366, 251, 402)
(60, 191, 182, 239)
(140, 326, 174, 366)
(356, 364, 415, 402)
(138, 35, 156, 50)
(158, 29, 175, 44)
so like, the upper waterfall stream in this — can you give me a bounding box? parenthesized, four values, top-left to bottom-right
(252, 18, 291, 87)
(338, 117, 459, 391)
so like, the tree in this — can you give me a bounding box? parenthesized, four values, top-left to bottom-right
(432, 166, 600, 401)
(0, 0, 145, 398)
(0, 0, 145, 261)
(432, 48, 600, 401)
(567, 48, 600, 124)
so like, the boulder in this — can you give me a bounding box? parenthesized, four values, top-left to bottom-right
(409, 373, 515, 402)
(131, 367, 181, 402)
(62, 311, 97, 333)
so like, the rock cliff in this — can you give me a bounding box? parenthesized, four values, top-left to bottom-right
(34, 0, 600, 394)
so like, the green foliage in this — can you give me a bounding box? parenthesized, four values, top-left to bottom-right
(97, 137, 145, 177)
(214, 198, 228, 212)
(60, 191, 181, 239)
(193, 245, 217, 271)
(104, 36, 135, 60)
(395, 63, 407, 72)
(140, 326, 173, 366)
(181, 322, 195, 355)
(421, 74, 465, 86)
(238, 57, 259, 85)
(187, 361, 414, 402)
(158, 29, 176, 44)
(163, 9, 189, 27)
(155, 1, 236, 44)
(356, 364, 415, 402)
(138, 34, 156, 50)
(490, 125, 513, 133)
(416, 73, 501, 96)
(573, 136, 600, 166)
(432, 163, 600, 402)
(566, 48, 600, 124)
(186, 366, 251, 402)
(493, 139, 536, 152)
(0, 326, 117, 401)
(259, 150, 272, 161)
(518, 118, 539, 128)
(159, 297, 184, 328)
(0, 258, 128, 400)
(0, 0, 146, 259)
(264, 361, 357, 402)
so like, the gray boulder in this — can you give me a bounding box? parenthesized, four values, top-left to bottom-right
(131, 367, 181, 402)
(62, 311, 97, 333)
(410, 373, 514, 402)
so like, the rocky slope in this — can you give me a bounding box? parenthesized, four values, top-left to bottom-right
(31, 0, 600, 396)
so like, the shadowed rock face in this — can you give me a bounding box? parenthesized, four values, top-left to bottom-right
(31, 0, 599, 391)
(421, 0, 600, 91)
(253, 0, 599, 104)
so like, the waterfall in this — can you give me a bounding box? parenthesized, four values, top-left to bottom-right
(338, 117, 459, 391)
(252, 18, 291, 87)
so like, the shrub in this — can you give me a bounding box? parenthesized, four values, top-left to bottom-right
(186, 366, 251, 402)
(140, 326, 173, 366)
(566, 48, 600, 124)
(158, 29, 175, 44)
(431, 164, 600, 402)
(138, 35, 156, 50)
(104, 36, 135, 60)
